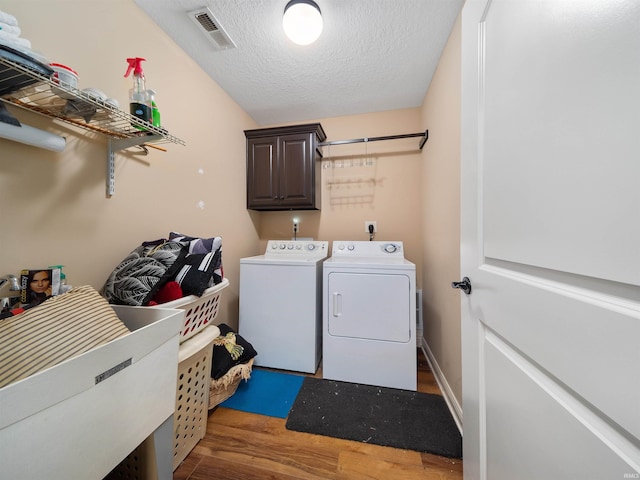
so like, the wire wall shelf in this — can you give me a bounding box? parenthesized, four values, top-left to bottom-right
(0, 52, 186, 196)
(0, 55, 185, 146)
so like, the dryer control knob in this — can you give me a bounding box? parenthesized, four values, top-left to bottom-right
(347, 244, 355, 251)
(384, 243, 398, 253)
(337, 244, 345, 250)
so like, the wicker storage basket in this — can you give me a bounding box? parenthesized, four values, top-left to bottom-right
(104, 436, 156, 480)
(209, 358, 254, 408)
(106, 321, 221, 479)
(154, 278, 228, 343)
(109, 325, 222, 477)
(173, 325, 221, 470)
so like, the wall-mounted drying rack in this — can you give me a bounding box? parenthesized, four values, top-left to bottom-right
(319, 129, 429, 150)
(0, 50, 185, 198)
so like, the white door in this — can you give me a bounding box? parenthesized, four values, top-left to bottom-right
(327, 272, 412, 342)
(460, 1, 640, 479)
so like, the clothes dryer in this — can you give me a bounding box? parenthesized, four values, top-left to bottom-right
(239, 240, 328, 373)
(323, 241, 416, 391)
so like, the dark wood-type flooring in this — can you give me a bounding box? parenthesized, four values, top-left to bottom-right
(174, 350, 463, 479)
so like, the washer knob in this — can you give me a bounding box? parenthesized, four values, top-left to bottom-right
(279, 243, 286, 249)
(307, 243, 316, 250)
(295, 244, 302, 250)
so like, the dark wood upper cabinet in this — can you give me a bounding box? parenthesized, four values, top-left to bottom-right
(245, 123, 326, 211)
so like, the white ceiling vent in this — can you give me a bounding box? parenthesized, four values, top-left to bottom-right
(188, 7, 236, 50)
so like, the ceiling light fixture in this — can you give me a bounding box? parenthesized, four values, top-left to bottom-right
(282, 0, 323, 46)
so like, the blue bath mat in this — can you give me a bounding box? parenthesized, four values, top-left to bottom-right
(219, 368, 305, 418)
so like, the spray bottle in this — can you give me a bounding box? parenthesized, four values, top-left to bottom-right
(147, 89, 161, 128)
(124, 57, 151, 129)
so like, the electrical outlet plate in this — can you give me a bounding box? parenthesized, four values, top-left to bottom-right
(365, 221, 377, 233)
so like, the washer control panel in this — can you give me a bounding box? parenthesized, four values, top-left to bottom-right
(331, 241, 405, 258)
(265, 240, 329, 258)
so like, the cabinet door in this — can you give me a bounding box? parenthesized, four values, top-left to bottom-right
(326, 272, 412, 342)
(278, 132, 315, 208)
(246, 136, 278, 209)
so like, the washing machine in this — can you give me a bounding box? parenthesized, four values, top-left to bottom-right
(323, 241, 416, 391)
(239, 240, 328, 373)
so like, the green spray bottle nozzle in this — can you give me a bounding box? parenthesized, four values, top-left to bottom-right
(124, 57, 146, 78)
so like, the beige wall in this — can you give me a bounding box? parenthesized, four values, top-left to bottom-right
(1, 1, 462, 403)
(420, 14, 462, 405)
(259, 108, 424, 280)
(0, 1, 425, 328)
(0, 0, 260, 326)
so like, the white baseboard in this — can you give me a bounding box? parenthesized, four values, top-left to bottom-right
(420, 338, 463, 435)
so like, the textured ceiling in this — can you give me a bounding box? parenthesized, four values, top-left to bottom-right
(134, 0, 463, 126)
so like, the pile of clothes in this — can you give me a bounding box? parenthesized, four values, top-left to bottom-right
(211, 323, 257, 381)
(208, 323, 257, 409)
(102, 232, 223, 306)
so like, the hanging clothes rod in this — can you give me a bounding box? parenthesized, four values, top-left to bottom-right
(319, 129, 429, 150)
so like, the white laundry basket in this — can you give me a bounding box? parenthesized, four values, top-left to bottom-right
(173, 324, 221, 470)
(156, 278, 228, 343)
(111, 280, 230, 476)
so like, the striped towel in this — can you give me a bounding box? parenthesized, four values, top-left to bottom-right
(0, 285, 131, 388)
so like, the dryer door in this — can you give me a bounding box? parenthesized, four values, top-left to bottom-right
(327, 271, 411, 342)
